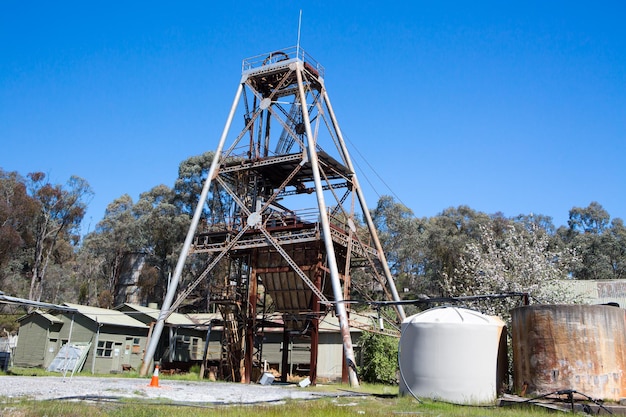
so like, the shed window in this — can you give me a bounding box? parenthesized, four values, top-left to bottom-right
(132, 338, 141, 354)
(97, 340, 114, 357)
(192, 338, 199, 351)
(191, 337, 202, 360)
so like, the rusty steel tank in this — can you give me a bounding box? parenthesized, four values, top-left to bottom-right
(511, 304, 626, 401)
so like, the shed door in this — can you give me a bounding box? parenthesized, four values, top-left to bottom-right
(111, 342, 123, 372)
(44, 338, 58, 367)
(121, 337, 132, 368)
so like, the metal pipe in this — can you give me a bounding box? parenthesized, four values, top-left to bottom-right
(169, 327, 174, 362)
(244, 265, 258, 384)
(280, 321, 289, 383)
(321, 89, 406, 321)
(295, 63, 359, 387)
(140, 82, 244, 376)
(62, 312, 75, 380)
(309, 264, 322, 386)
(91, 323, 101, 374)
(199, 321, 212, 379)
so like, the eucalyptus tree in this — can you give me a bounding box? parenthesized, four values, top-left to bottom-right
(27, 173, 92, 302)
(607, 218, 626, 279)
(568, 201, 611, 234)
(0, 169, 38, 296)
(371, 202, 500, 302)
(81, 194, 144, 307)
(174, 151, 231, 223)
(371, 196, 429, 298)
(561, 202, 624, 280)
(81, 187, 190, 308)
(173, 152, 213, 215)
(172, 152, 234, 311)
(133, 184, 190, 303)
(424, 206, 492, 295)
(513, 213, 556, 235)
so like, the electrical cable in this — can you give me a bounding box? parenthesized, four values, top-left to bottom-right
(520, 388, 613, 415)
(396, 322, 422, 404)
(344, 133, 407, 207)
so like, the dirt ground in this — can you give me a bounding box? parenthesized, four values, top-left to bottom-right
(0, 375, 334, 404)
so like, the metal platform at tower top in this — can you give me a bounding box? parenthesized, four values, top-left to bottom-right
(242, 46, 325, 78)
(141, 46, 405, 386)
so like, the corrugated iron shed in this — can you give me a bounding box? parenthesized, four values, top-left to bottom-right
(568, 279, 626, 307)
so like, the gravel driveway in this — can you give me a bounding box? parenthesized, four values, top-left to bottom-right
(0, 376, 331, 404)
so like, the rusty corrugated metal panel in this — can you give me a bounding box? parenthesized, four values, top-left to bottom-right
(512, 304, 626, 401)
(255, 243, 335, 331)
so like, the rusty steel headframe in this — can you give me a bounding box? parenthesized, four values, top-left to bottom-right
(140, 47, 405, 386)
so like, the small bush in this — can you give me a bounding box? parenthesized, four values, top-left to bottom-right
(359, 332, 398, 385)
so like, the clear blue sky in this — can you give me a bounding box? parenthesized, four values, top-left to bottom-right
(2, 1, 625, 234)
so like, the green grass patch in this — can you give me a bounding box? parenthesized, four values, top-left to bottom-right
(1, 394, 564, 417)
(3, 367, 56, 377)
(0, 372, 571, 416)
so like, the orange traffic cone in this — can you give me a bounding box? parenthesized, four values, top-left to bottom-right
(148, 364, 160, 387)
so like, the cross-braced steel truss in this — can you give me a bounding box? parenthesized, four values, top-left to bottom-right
(140, 46, 405, 386)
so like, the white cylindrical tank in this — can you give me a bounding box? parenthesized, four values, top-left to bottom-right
(399, 306, 506, 405)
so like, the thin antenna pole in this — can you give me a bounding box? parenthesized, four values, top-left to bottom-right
(296, 9, 302, 58)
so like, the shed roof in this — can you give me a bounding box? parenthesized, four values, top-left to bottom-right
(185, 312, 222, 326)
(64, 303, 148, 329)
(17, 310, 64, 324)
(117, 303, 197, 326)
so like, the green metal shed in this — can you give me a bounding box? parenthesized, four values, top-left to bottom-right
(13, 311, 63, 368)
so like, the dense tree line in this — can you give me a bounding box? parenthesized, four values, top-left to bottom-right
(369, 197, 625, 319)
(1, 158, 624, 316)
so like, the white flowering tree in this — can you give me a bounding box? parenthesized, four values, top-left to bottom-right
(441, 223, 580, 321)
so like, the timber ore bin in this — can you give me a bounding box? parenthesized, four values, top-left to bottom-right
(511, 304, 626, 401)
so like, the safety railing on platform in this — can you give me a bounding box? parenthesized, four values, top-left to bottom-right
(242, 45, 325, 78)
(193, 207, 377, 257)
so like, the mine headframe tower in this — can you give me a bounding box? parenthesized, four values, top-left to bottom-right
(141, 46, 405, 386)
